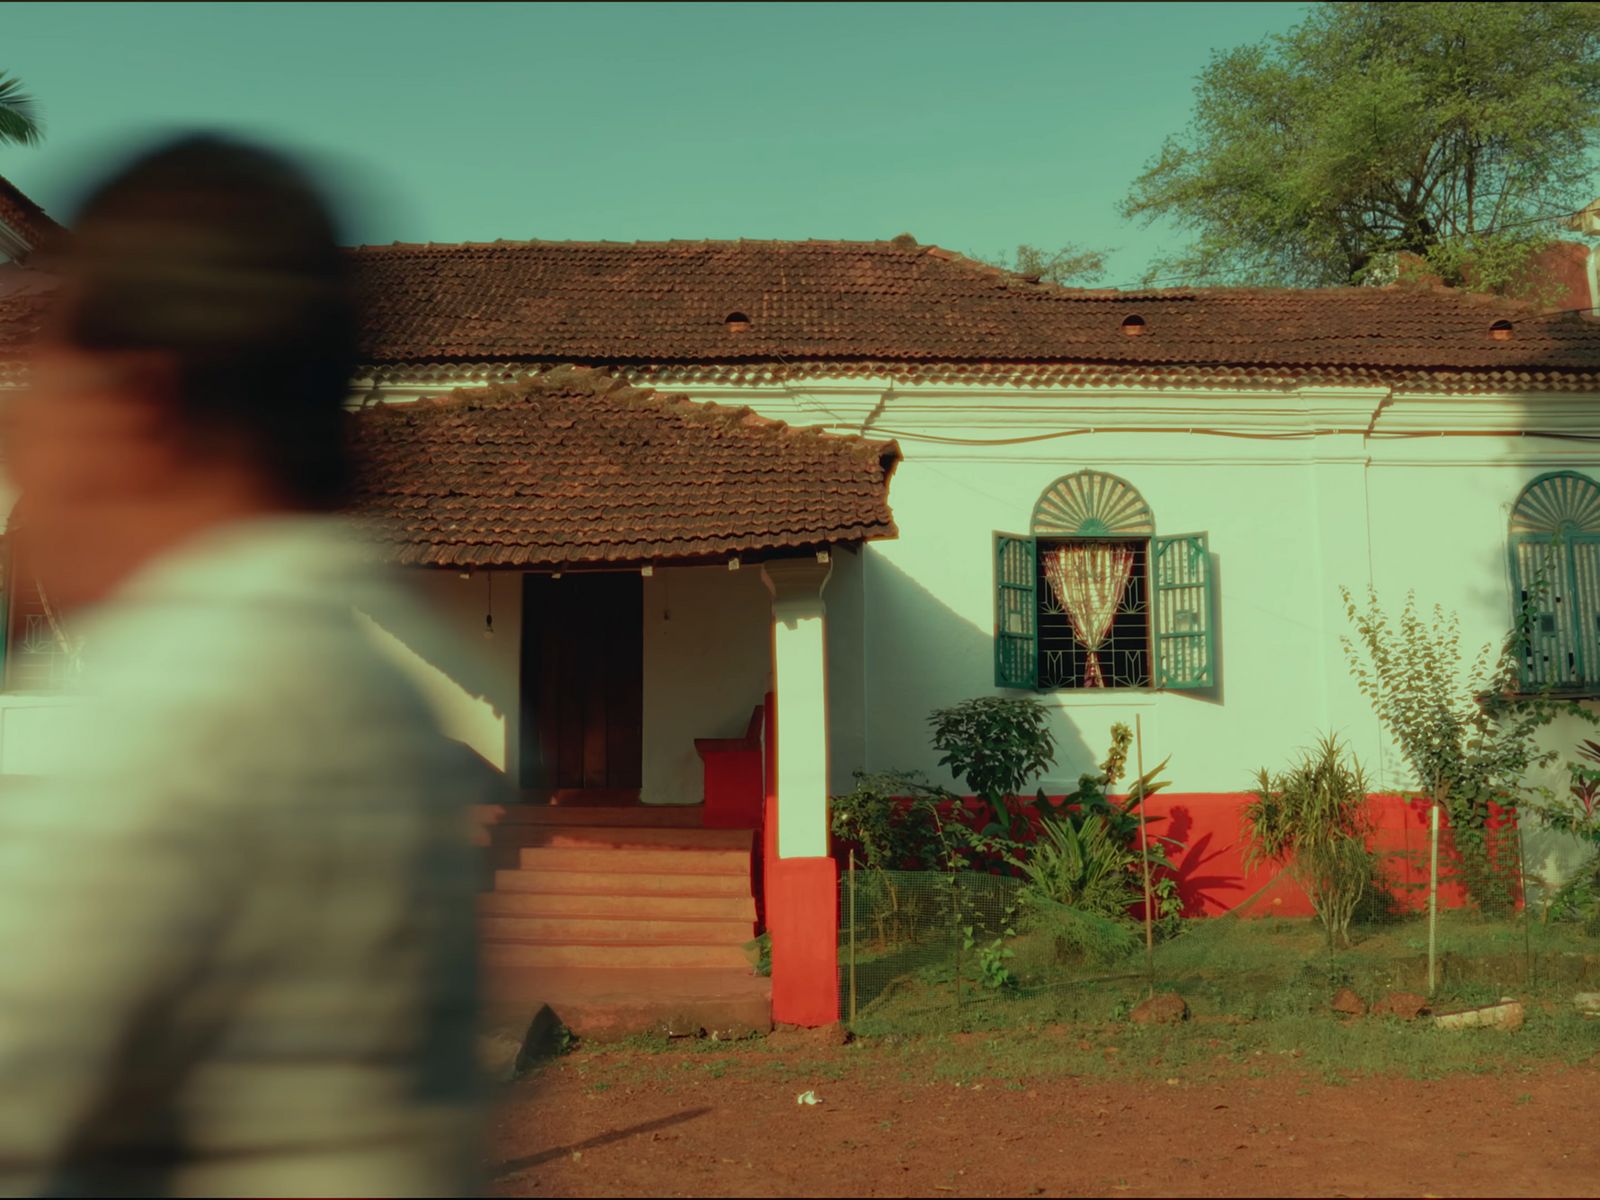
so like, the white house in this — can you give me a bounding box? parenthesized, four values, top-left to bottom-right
(4, 230, 1600, 1029)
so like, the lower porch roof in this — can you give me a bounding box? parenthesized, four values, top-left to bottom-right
(349, 364, 899, 569)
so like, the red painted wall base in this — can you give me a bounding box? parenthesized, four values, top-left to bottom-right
(766, 855, 840, 1026)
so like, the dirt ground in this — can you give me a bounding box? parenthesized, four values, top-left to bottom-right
(487, 1035, 1600, 1198)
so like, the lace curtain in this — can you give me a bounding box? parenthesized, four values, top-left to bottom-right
(1043, 543, 1135, 688)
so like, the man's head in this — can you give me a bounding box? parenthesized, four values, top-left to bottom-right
(6, 134, 358, 610)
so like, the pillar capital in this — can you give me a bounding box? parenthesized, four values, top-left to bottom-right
(761, 556, 832, 622)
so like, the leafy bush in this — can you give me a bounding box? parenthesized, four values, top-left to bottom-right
(929, 696, 1055, 840)
(1243, 735, 1377, 948)
(1019, 813, 1137, 918)
(1015, 816, 1148, 964)
(1340, 585, 1561, 910)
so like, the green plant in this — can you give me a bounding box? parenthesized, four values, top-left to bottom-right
(831, 770, 952, 872)
(1020, 814, 1136, 917)
(1244, 735, 1377, 948)
(1340, 586, 1568, 910)
(1015, 815, 1142, 964)
(963, 901, 1019, 992)
(929, 696, 1055, 841)
(746, 931, 772, 977)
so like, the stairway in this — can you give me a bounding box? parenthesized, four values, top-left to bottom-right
(474, 804, 771, 1041)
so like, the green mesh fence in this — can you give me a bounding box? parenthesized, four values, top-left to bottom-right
(839, 823, 1600, 1035)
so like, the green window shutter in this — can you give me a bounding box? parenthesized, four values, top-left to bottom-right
(1152, 533, 1214, 690)
(1511, 535, 1573, 690)
(1571, 538, 1600, 689)
(993, 532, 1037, 689)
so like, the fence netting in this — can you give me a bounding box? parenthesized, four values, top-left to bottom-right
(838, 822, 1599, 1034)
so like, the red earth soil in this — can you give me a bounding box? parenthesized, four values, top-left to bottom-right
(488, 1050, 1600, 1198)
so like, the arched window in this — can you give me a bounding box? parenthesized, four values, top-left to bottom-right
(1508, 471, 1600, 692)
(994, 470, 1215, 692)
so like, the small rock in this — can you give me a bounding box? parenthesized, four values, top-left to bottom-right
(1574, 992, 1600, 1016)
(1331, 987, 1368, 1017)
(1434, 1000, 1524, 1032)
(1130, 993, 1190, 1025)
(1371, 991, 1429, 1020)
(520, 1003, 575, 1065)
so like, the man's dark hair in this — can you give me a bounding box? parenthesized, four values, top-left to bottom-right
(58, 134, 358, 509)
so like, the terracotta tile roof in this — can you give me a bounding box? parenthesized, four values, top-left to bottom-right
(359, 357, 1600, 396)
(0, 173, 63, 255)
(348, 365, 900, 568)
(350, 237, 1600, 376)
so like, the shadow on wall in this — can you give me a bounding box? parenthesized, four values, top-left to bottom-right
(354, 570, 515, 776)
(862, 549, 1096, 785)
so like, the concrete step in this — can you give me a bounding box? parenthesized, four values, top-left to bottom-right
(482, 939, 752, 970)
(479, 825, 754, 851)
(474, 803, 707, 829)
(479, 890, 754, 921)
(493, 867, 751, 898)
(484, 966, 771, 1042)
(516, 845, 748, 875)
(479, 913, 754, 944)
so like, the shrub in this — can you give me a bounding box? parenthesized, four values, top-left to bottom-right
(929, 696, 1054, 841)
(1340, 585, 1561, 910)
(1243, 735, 1377, 948)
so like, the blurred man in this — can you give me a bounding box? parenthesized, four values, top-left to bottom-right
(0, 136, 482, 1197)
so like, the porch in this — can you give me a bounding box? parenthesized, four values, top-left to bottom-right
(349, 366, 900, 1035)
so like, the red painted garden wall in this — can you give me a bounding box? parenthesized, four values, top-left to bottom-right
(831, 791, 1521, 919)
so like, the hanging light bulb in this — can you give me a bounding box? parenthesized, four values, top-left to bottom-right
(483, 573, 494, 639)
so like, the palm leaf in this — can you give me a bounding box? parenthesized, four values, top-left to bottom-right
(0, 73, 42, 147)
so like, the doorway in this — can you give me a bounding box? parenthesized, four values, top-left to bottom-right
(519, 573, 644, 800)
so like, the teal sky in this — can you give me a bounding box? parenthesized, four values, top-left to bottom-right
(2, 2, 1308, 285)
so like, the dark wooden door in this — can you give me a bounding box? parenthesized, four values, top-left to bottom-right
(520, 573, 643, 798)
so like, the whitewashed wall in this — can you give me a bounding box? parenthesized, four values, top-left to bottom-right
(356, 568, 519, 774)
(646, 373, 1600, 884)
(642, 565, 770, 806)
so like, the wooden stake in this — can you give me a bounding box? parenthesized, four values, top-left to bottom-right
(1136, 714, 1156, 997)
(1427, 802, 1440, 997)
(848, 850, 858, 1024)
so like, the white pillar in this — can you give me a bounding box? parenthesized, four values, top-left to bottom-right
(762, 556, 833, 859)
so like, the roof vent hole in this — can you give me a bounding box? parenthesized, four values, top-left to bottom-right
(1121, 314, 1147, 337)
(724, 312, 752, 333)
(1490, 319, 1514, 341)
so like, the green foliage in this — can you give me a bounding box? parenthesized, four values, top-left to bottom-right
(1533, 738, 1600, 846)
(976, 242, 1109, 286)
(1019, 814, 1136, 917)
(1339, 585, 1569, 910)
(1015, 816, 1144, 964)
(929, 696, 1056, 841)
(1122, 3, 1600, 293)
(746, 931, 772, 978)
(963, 899, 1020, 991)
(1244, 735, 1378, 948)
(0, 72, 41, 147)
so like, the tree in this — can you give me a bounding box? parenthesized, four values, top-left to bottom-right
(1122, 3, 1600, 294)
(979, 242, 1107, 286)
(0, 72, 41, 147)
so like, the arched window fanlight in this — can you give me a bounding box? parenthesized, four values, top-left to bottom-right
(1510, 471, 1600, 538)
(1031, 470, 1155, 536)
